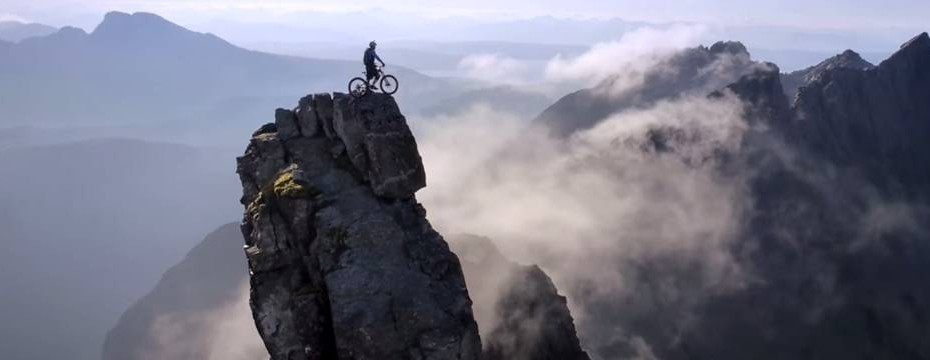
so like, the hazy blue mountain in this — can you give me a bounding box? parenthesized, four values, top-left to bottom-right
(0, 12, 445, 144)
(0, 20, 57, 42)
(0, 138, 241, 360)
(102, 223, 262, 360)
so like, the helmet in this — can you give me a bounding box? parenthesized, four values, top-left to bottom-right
(369, 41, 377, 48)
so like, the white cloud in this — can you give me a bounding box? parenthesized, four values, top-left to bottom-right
(417, 91, 753, 312)
(457, 53, 533, 84)
(145, 281, 266, 360)
(545, 24, 708, 86)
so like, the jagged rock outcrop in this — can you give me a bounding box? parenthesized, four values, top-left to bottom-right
(534, 40, 758, 136)
(527, 32, 930, 360)
(237, 93, 480, 360)
(717, 62, 792, 124)
(786, 32, 930, 198)
(450, 235, 590, 360)
(781, 49, 875, 101)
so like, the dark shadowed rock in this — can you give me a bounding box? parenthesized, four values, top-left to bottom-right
(332, 94, 427, 198)
(786, 32, 930, 198)
(709, 41, 748, 56)
(237, 93, 480, 360)
(719, 62, 792, 124)
(274, 108, 300, 140)
(527, 32, 930, 360)
(450, 235, 590, 360)
(781, 49, 875, 101)
(295, 95, 320, 137)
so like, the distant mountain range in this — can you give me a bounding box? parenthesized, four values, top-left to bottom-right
(0, 12, 444, 143)
(0, 20, 57, 42)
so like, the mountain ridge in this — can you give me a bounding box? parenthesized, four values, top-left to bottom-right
(0, 11, 446, 140)
(533, 40, 758, 136)
(525, 30, 930, 360)
(0, 20, 57, 42)
(781, 49, 875, 100)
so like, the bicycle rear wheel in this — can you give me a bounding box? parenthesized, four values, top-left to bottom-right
(349, 77, 369, 97)
(380, 75, 399, 95)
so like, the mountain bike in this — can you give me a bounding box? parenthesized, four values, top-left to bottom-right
(348, 66, 398, 98)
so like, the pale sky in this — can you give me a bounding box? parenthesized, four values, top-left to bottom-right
(2, 0, 929, 30)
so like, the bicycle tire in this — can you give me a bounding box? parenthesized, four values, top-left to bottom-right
(348, 77, 369, 98)
(380, 75, 399, 95)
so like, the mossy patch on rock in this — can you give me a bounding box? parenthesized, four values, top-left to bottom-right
(264, 165, 320, 199)
(246, 166, 319, 220)
(273, 170, 313, 198)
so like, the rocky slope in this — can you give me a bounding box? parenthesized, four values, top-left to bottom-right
(236, 93, 481, 359)
(786, 32, 930, 198)
(780, 49, 875, 101)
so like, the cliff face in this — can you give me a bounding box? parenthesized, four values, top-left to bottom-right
(787, 32, 930, 197)
(236, 93, 480, 360)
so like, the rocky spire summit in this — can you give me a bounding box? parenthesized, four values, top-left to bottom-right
(236, 93, 480, 360)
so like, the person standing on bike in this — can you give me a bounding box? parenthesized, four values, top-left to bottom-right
(364, 41, 385, 90)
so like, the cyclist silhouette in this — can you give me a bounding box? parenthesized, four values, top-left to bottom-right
(364, 41, 385, 90)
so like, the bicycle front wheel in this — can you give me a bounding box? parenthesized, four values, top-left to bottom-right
(380, 75, 399, 95)
(348, 77, 369, 98)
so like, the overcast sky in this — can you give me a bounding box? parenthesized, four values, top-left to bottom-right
(2, 0, 929, 30)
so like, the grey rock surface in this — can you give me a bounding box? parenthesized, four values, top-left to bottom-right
(237, 93, 480, 360)
(786, 32, 930, 198)
(719, 62, 792, 125)
(780, 49, 875, 101)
